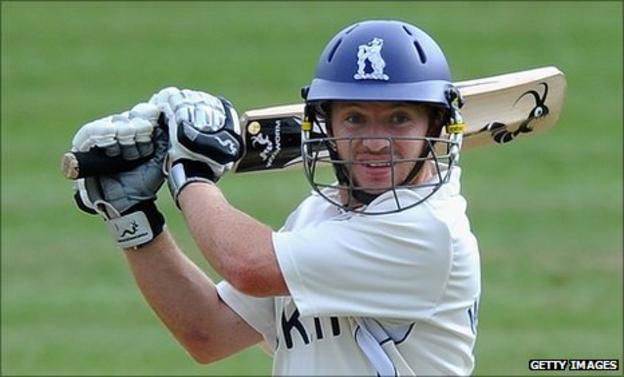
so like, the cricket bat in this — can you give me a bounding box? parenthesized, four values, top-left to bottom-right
(61, 66, 566, 179)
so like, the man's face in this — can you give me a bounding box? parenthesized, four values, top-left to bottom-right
(330, 101, 431, 194)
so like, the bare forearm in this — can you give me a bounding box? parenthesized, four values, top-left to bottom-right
(124, 230, 222, 347)
(123, 230, 262, 362)
(178, 183, 287, 296)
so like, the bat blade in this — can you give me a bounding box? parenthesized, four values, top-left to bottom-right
(452, 66, 566, 150)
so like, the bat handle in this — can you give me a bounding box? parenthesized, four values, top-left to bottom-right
(61, 150, 151, 179)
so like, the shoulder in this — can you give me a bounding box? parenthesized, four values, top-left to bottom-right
(353, 200, 453, 253)
(280, 190, 342, 231)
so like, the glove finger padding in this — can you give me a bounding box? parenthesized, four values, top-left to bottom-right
(133, 117, 156, 157)
(129, 102, 162, 158)
(71, 102, 161, 161)
(113, 115, 141, 161)
(72, 117, 118, 154)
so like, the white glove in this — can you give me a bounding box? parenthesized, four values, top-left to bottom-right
(71, 103, 161, 160)
(70, 103, 168, 249)
(149, 87, 243, 205)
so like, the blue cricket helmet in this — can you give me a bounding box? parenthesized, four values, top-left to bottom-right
(304, 20, 453, 108)
(300, 20, 464, 215)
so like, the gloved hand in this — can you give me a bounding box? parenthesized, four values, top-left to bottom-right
(71, 102, 160, 161)
(149, 87, 243, 206)
(71, 103, 168, 249)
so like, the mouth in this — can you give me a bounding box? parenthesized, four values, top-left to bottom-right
(357, 162, 393, 182)
(354, 156, 393, 175)
(364, 162, 391, 168)
(348, 155, 397, 186)
(354, 155, 393, 167)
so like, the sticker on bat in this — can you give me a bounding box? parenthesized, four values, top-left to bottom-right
(480, 82, 550, 144)
(251, 133, 273, 161)
(251, 121, 282, 168)
(247, 121, 261, 136)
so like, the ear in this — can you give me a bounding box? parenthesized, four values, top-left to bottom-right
(325, 120, 334, 137)
(427, 107, 448, 137)
(315, 102, 333, 137)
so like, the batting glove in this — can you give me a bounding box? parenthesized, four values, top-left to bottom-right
(149, 87, 244, 206)
(71, 103, 168, 249)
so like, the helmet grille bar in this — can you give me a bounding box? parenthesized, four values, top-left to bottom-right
(301, 134, 459, 215)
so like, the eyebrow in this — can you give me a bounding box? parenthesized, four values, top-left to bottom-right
(335, 102, 420, 111)
(338, 101, 414, 107)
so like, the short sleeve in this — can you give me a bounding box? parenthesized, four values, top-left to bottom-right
(216, 280, 277, 350)
(272, 206, 453, 319)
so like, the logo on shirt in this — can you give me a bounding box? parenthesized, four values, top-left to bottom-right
(280, 307, 342, 349)
(467, 297, 479, 335)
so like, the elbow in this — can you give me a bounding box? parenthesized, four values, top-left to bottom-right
(189, 351, 218, 365)
(216, 238, 284, 297)
(181, 334, 222, 364)
(188, 350, 214, 365)
(226, 261, 267, 297)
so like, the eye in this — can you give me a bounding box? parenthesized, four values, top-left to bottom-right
(344, 113, 366, 125)
(390, 112, 411, 125)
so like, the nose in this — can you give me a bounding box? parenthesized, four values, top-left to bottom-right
(360, 125, 390, 152)
(361, 138, 390, 152)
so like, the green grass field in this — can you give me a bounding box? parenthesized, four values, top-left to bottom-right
(2, 1, 622, 375)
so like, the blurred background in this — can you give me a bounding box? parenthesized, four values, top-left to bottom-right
(2, 1, 622, 375)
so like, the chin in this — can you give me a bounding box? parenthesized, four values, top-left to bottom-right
(354, 177, 395, 194)
(354, 169, 409, 193)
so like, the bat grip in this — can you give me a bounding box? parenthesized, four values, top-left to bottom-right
(61, 150, 152, 179)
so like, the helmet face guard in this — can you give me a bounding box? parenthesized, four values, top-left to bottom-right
(301, 20, 464, 215)
(302, 134, 459, 215)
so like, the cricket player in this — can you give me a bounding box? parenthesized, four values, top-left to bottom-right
(70, 20, 481, 375)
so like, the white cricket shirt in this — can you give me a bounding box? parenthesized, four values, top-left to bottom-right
(217, 165, 481, 376)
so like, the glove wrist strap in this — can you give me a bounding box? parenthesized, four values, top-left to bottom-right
(105, 201, 165, 249)
(168, 161, 216, 208)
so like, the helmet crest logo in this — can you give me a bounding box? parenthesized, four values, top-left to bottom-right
(353, 38, 390, 81)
